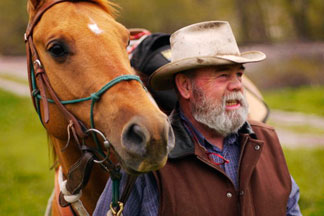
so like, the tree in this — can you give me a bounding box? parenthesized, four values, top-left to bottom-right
(234, 0, 270, 43)
(286, 0, 311, 41)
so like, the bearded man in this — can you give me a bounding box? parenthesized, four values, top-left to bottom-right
(94, 21, 301, 216)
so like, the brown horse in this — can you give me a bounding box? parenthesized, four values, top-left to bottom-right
(26, 0, 174, 215)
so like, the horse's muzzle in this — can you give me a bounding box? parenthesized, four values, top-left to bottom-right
(120, 116, 175, 172)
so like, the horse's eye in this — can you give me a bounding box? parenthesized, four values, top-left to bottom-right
(48, 43, 68, 58)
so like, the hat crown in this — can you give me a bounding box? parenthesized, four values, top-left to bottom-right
(170, 21, 240, 61)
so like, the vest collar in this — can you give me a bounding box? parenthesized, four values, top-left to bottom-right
(168, 106, 256, 159)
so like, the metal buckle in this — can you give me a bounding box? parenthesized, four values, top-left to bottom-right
(85, 128, 111, 164)
(109, 202, 124, 216)
(33, 59, 43, 68)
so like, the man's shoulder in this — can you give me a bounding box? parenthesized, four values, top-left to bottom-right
(248, 120, 275, 132)
(247, 120, 281, 144)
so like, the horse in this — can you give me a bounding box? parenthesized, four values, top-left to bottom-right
(25, 0, 174, 215)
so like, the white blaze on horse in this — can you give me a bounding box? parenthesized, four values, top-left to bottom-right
(25, 0, 175, 215)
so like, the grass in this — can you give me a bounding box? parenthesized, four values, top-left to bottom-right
(0, 89, 53, 215)
(0, 73, 28, 85)
(0, 86, 323, 215)
(263, 86, 324, 117)
(284, 148, 324, 216)
(262, 86, 324, 215)
(268, 119, 324, 135)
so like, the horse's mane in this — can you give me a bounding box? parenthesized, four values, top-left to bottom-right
(27, 0, 119, 21)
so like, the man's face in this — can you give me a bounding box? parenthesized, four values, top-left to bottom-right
(189, 64, 249, 136)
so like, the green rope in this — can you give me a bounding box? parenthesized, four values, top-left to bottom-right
(30, 66, 43, 125)
(112, 178, 120, 207)
(30, 67, 145, 156)
(87, 75, 144, 156)
(30, 64, 145, 206)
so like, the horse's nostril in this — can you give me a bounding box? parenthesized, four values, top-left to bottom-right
(127, 124, 145, 144)
(122, 123, 149, 156)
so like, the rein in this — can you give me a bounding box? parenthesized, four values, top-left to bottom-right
(25, 0, 140, 215)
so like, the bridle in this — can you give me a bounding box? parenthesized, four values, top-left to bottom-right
(25, 0, 140, 215)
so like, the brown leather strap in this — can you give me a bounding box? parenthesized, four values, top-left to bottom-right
(59, 191, 71, 207)
(41, 72, 87, 138)
(120, 174, 137, 204)
(25, 41, 37, 109)
(26, 0, 68, 38)
(65, 151, 94, 195)
(25, 0, 87, 138)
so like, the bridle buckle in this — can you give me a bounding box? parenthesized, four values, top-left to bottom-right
(33, 59, 43, 68)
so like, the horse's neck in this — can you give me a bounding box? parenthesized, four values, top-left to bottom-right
(50, 135, 109, 213)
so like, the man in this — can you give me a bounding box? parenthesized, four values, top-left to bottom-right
(94, 21, 301, 216)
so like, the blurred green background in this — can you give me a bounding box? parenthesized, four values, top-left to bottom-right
(0, 0, 324, 215)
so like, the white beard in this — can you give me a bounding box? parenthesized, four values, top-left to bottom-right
(191, 85, 249, 137)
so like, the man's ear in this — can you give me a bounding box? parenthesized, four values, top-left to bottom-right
(175, 73, 192, 99)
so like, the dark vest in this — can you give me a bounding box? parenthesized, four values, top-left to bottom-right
(154, 109, 291, 216)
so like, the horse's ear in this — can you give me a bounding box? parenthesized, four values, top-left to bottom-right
(27, 0, 43, 19)
(28, 0, 43, 12)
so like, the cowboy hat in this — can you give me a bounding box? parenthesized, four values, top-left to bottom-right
(149, 21, 266, 90)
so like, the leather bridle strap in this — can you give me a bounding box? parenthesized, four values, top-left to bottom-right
(25, 0, 68, 38)
(25, 0, 87, 138)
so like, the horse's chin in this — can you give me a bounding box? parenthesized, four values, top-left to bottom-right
(119, 154, 168, 175)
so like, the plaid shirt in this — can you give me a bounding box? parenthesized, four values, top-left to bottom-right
(94, 111, 301, 216)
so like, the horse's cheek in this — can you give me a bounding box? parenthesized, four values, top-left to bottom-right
(42, 103, 68, 139)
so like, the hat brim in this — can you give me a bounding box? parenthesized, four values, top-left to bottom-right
(149, 51, 266, 90)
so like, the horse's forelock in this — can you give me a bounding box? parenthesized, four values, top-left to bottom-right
(92, 0, 119, 18)
(27, 0, 119, 21)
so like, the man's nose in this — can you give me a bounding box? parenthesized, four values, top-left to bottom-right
(228, 76, 243, 91)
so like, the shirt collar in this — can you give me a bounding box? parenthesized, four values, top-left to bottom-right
(168, 105, 256, 159)
(179, 108, 240, 151)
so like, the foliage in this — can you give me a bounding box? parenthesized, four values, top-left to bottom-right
(0, 90, 53, 215)
(1, 0, 324, 55)
(247, 53, 324, 90)
(284, 148, 324, 215)
(0, 0, 28, 55)
(263, 86, 324, 116)
(116, 0, 235, 33)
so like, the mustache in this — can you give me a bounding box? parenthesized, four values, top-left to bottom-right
(222, 91, 247, 107)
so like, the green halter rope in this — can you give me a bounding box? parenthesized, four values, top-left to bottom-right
(30, 65, 145, 208)
(30, 64, 146, 157)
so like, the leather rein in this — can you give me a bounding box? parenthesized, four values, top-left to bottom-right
(25, 0, 139, 215)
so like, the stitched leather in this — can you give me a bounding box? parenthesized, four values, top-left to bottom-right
(66, 152, 94, 195)
(26, 0, 87, 138)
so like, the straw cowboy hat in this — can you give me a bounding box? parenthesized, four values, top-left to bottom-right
(149, 21, 266, 90)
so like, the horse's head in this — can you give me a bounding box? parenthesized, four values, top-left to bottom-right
(26, 0, 174, 174)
